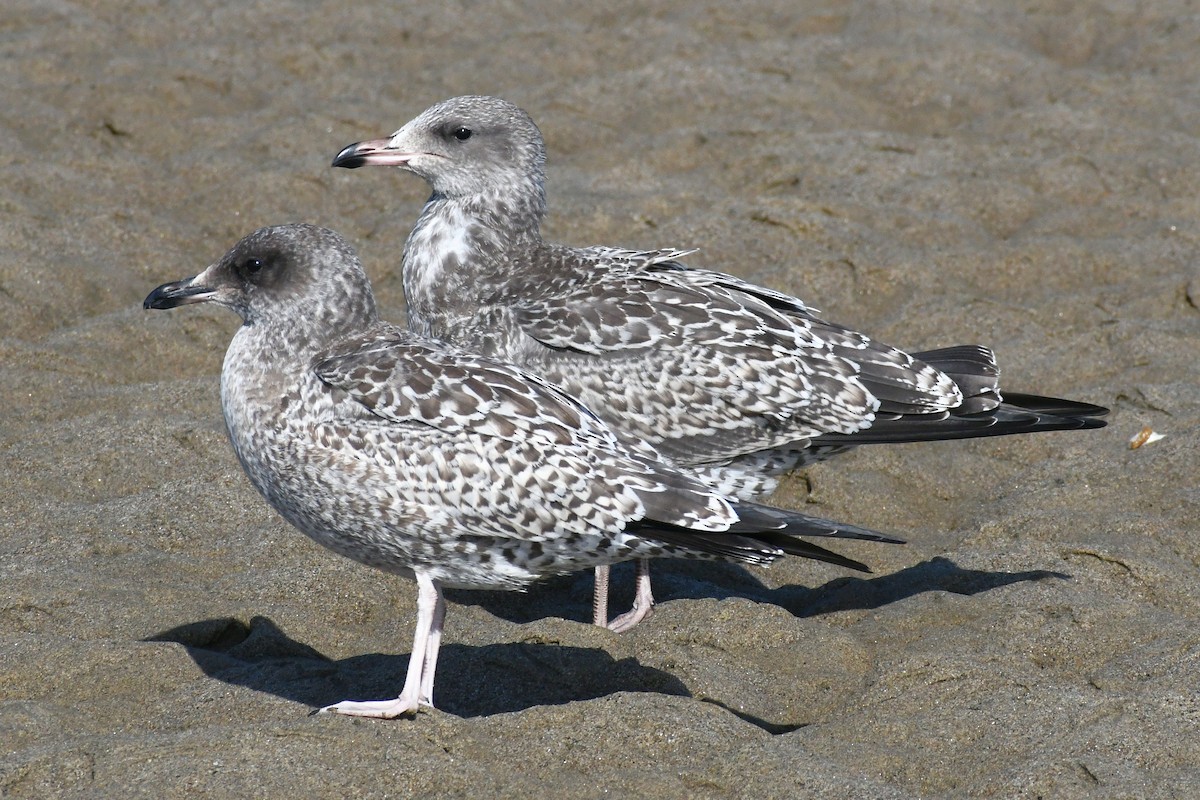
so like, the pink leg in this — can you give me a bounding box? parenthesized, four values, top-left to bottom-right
(597, 559, 655, 633)
(418, 586, 445, 708)
(320, 573, 445, 719)
(593, 565, 612, 627)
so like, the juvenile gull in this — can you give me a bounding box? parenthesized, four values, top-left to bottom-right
(143, 223, 902, 718)
(332, 96, 1109, 629)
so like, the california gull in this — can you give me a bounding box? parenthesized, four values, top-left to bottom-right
(332, 96, 1108, 630)
(143, 223, 903, 718)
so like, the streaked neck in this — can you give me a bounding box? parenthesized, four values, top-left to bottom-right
(402, 188, 543, 338)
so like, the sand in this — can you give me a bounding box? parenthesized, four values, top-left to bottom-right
(2, 1, 1198, 797)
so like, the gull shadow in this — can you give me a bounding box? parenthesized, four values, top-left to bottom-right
(145, 616, 688, 718)
(456, 555, 1069, 625)
(146, 560, 1063, 718)
(661, 555, 1069, 619)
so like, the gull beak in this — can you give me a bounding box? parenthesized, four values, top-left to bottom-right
(144, 272, 218, 310)
(332, 137, 415, 169)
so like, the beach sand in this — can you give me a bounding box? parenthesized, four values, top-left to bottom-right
(2, 1, 1197, 797)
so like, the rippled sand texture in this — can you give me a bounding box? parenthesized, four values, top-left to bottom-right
(3, 2, 1197, 798)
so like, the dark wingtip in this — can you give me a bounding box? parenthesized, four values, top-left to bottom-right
(331, 143, 367, 169)
(1000, 392, 1111, 421)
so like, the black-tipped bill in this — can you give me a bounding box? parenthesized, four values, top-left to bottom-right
(144, 277, 215, 310)
(332, 138, 413, 169)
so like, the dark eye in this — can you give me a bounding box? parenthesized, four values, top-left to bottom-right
(243, 257, 263, 275)
(452, 126, 472, 141)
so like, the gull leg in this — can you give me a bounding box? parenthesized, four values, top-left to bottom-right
(592, 565, 612, 627)
(320, 573, 444, 719)
(418, 586, 446, 708)
(603, 559, 655, 633)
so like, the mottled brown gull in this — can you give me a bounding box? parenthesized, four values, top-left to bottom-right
(143, 223, 901, 718)
(332, 95, 1109, 631)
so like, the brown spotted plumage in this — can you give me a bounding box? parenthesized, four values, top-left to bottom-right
(333, 96, 1108, 629)
(143, 223, 901, 718)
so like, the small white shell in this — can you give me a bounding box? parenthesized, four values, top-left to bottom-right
(1128, 426, 1165, 450)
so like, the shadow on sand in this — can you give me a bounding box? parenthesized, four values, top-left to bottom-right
(456, 554, 1068, 625)
(146, 615, 688, 718)
(147, 557, 1066, 719)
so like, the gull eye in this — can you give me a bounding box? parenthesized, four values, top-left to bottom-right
(237, 257, 266, 280)
(452, 126, 473, 141)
